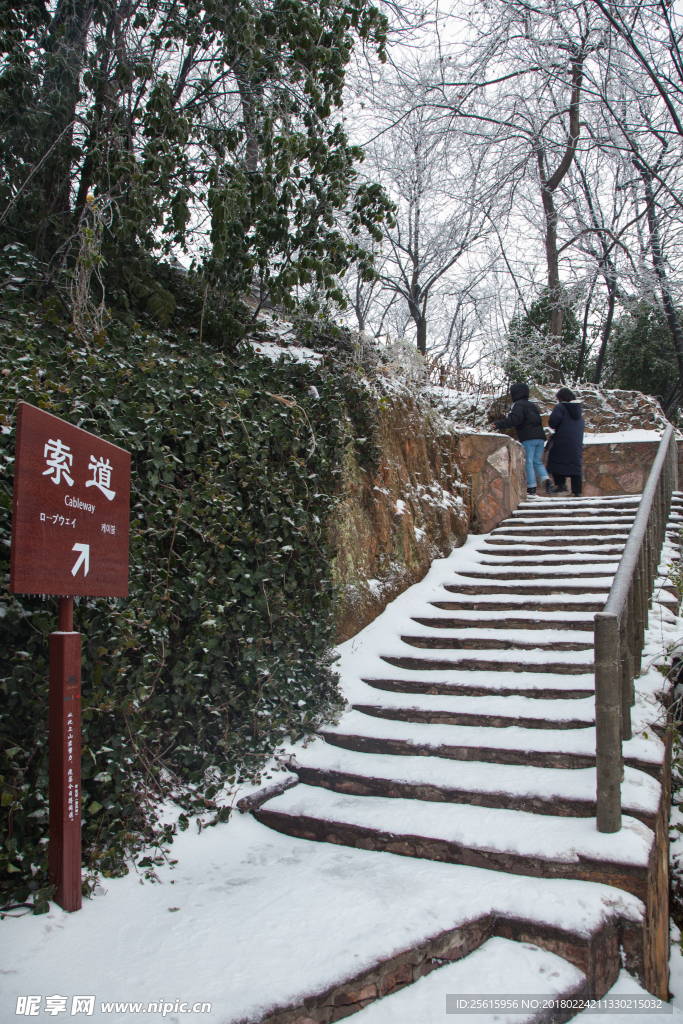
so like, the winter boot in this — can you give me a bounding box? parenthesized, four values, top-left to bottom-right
(526, 486, 537, 499)
(544, 479, 557, 495)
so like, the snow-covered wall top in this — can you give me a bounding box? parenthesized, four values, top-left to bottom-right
(431, 383, 669, 436)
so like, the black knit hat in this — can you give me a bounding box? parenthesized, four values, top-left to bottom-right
(556, 387, 576, 402)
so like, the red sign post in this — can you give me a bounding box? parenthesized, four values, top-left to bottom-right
(10, 402, 130, 912)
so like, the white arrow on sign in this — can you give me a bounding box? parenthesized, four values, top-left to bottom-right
(71, 543, 90, 578)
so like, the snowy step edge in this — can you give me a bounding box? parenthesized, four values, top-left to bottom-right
(351, 702, 594, 732)
(319, 721, 664, 778)
(380, 652, 594, 676)
(289, 758, 659, 828)
(442, 581, 612, 593)
(360, 675, 595, 698)
(255, 903, 645, 1024)
(401, 618, 598, 634)
(509, 512, 638, 521)
(509, 513, 637, 520)
(411, 613, 598, 627)
(291, 741, 661, 805)
(485, 535, 627, 543)
(319, 730, 662, 778)
(456, 572, 615, 584)
(346, 686, 597, 721)
(398, 635, 594, 653)
(492, 528, 631, 537)
(343, 936, 588, 1024)
(429, 596, 606, 607)
(254, 786, 654, 884)
(467, 560, 619, 569)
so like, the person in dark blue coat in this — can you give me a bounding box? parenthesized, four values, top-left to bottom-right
(546, 387, 585, 497)
(492, 382, 553, 497)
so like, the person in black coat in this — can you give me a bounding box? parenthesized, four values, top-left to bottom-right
(546, 387, 585, 497)
(492, 382, 553, 497)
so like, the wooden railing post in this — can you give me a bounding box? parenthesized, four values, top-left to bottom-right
(595, 612, 622, 832)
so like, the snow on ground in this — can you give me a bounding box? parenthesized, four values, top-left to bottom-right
(2, 503, 682, 1022)
(0, 813, 643, 1023)
(583, 430, 666, 444)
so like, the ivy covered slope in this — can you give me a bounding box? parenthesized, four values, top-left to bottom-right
(0, 255, 362, 908)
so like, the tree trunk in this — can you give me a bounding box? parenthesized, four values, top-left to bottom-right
(74, 6, 122, 224)
(593, 272, 617, 384)
(415, 315, 427, 355)
(534, 51, 585, 383)
(407, 290, 428, 354)
(538, 173, 563, 381)
(41, 0, 96, 218)
(634, 160, 683, 378)
(576, 275, 596, 379)
(235, 66, 260, 174)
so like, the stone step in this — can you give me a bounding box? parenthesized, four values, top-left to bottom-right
(320, 712, 663, 777)
(511, 510, 637, 521)
(254, 786, 653, 898)
(458, 569, 614, 581)
(493, 525, 631, 537)
(478, 557, 618, 566)
(520, 498, 641, 508)
(431, 598, 606, 612)
(352, 687, 596, 721)
(255, 877, 645, 1024)
(323, 726, 657, 775)
(400, 633, 594, 652)
(443, 582, 610, 596)
(483, 545, 625, 557)
(492, 550, 627, 569)
(486, 535, 627, 547)
(290, 744, 660, 826)
(381, 653, 592, 675)
(495, 520, 633, 530)
(348, 937, 587, 1024)
(511, 512, 636, 520)
(412, 615, 595, 631)
(363, 676, 594, 699)
(352, 703, 593, 731)
(513, 511, 637, 520)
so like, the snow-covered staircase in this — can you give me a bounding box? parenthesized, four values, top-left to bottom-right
(252, 494, 679, 1023)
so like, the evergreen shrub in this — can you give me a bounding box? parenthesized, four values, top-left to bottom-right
(0, 250, 360, 909)
(605, 301, 679, 405)
(506, 291, 582, 383)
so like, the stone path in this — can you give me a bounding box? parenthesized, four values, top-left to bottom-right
(252, 495, 680, 1023)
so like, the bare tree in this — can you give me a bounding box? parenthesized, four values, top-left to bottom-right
(343, 0, 683, 391)
(355, 66, 496, 354)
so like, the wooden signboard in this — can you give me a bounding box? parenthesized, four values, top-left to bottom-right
(10, 402, 130, 597)
(10, 402, 131, 913)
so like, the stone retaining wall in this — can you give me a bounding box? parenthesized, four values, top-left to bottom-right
(458, 431, 526, 533)
(581, 437, 681, 496)
(330, 397, 526, 641)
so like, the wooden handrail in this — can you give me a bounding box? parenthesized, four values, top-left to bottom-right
(594, 424, 677, 832)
